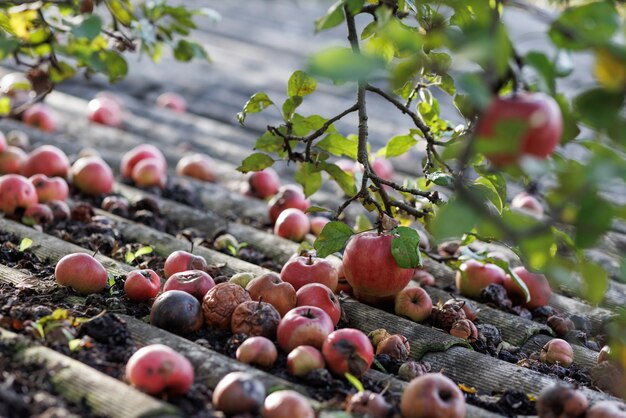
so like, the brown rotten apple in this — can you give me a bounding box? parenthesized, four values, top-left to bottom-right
(322, 328, 374, 377)
(540, 339, 574, 367)
(455, 259, 506, 299)
(342, 232, 414, 303)
(202, 282, 251, 330)
(395, 287, 433, 323)
(55, 252, 108, 295)
(536, 385, 588, 418)
(212, 372, 265, 416)
(22, 203, 54, 226)
(476, 92, 563, 166)
(400, 373, 466, 418)
(246, 272, 297, 317)
(281, 254, 338, 292)
(150, 290, 204, 335)
(163, 270, 215, 301)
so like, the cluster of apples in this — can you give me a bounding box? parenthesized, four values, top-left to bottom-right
(536, 384, 626, 418)
(0, 138, 114, 226)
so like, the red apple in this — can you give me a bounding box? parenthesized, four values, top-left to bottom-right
(394, 287, 433, 323)
(70, 156, 114, 196)
(164, 251, 208, 278)
(586, 401, 626, 418)
(163, 270, 215, 301)
(277, 306, 334, 352)
(124, 269, 161, 302)
(268, 185, 310, 223)
(287, 345, 325, 377)
(262, 390, 314, 418)
(0, 146, 27, 174)
(540, 339, 573, 366)
(476, 92, 563, 166)
(236, 336, 277, 369)
(29, 174, 69, 203)
(342, 232, 414, 302)
(176, 153, 216, 182)
(22, 203, 54, 226)
(0, 174, 38, 215)
(22, 103, 56, 132)
(310, 217, 330, 236)
(54, 252, 108, 295)
(156, 92, 187, 113)
(88, 96, 123, 127)
(400, 373, 466, 418)
(212, 372, 265, 416)
(274, 208, 310, 241)
(296, 283, 341, 326)
(412, 269, 435, 286)
(21, 145, 69, 178)
(354, 157, 394, 181)
(455, 259, 506, 299)
(502, 266, 551, 309)
(132, 158, 166, 188)
(598, 346, 611, 364)
(511, 192, 544, 218)
(120, 144, 167, 179)
(246, 272, 297, 317)
(246, 168, 280, 199)
(125, 344, 194, 396)
(322, 328, 374, 377)
(281, 254, 338, 292)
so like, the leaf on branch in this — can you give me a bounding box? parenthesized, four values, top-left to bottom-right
(295, 163, 322, 197)
(288, 70, 317, 97)
(237, 93, 274, 124)
(306, 206, 332, 214)
(106, 0, 135, 26)
(317, 133, 358, 160)
(320, 162, 357, 196)
(377, 134, 416, 158)
(173, 40, 209, 62)
(579, 259, 608, 306)
(314, 1, 346, 33)
(237, 153, 275, 173)
(425, 171, 454, 187)
(391, 226, 422, 269)
(429, 199, 479, 240)
(282, 96, 303, 122)
(549, 2, 618, 51)
(308, 47, 386, 82)
(314, 221, 354, 258)
(254, 131, 284, 154)
(71, 15, 102, 41)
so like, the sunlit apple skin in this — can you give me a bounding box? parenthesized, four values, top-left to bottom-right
(400, 373, 466, 418)
(21, 103, 56, 132)
(21, 145, 70, 178)
(246, 272, 297, 317)
(131, 158, 166, 189)
(156, 92, 187, 113)
(281, 255, 338, 292)
(286, 345, 325, 377)
(246, 168, 280, 199)
(502, 266, 552, 309)
(0, 174, 38, 215)
(120, 144, 167, 179)
(262, 390, 315, 418)
(124, 269, 161, 302)
(476, 92, 563, 166)
(29, 174, 69, 203)
(176, 153, 216, 182)
(163, 270, 215, 301)
(125, 344, 194, 396)
(296, 283, 341, 326)
(511, 192, 544, 218)
(274, 208, 310, 241)
(455, 260, 507, 299)
(54, 253, 108, 295)
(540, 339, 574, 366)
(395, 287, 433, 323)
(0, 132, 6, 154)
(268, 185, 310, 223)
(322, 328, 374, 377)
(310, 217, 330, 236)
(277, 306, 334, 352)
(342, 232, 413, 301)
(88, 97, 123, 127)
(163, 251, 207, 278)
(70, 157, 114, 196)
(0, 146, 27, 174)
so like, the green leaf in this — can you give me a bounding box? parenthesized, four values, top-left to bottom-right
(524, 51, 556, 95)
(391, 226, 422, 269)
(237, 93, 274, 124)
(282, 96, 303, 122)
(288, 70, 317, 97)
(316, 133, 358, 160)
(237, 153, 275, 173)
(0, 97, 9, 116)
(49, 61, 76, 83)
(574, 88, 624, 132)
(308, 47, 386, 82)
(103, 51, 128, 83)
(314, 221, 354, 258)
(71, 15, 102, 41)
(344, 373, 365, 393)
(19, 238, 33, 252)
(295, 163, 322, 197)
(377, 135, 416, 158)
(134, 246, 153, 257)
(354, 214, 373, 233)
(549, 2, 619, 50)
(254, 131, 283, 153)
(106, 0, 134, 26)
(125, 252, 135, 264)
(68, 338, 82, 351)
(173, 40, 208, 62)
(574, 192, 613, 248)
(473, 177, 503, 213)
(429, 199, 479, 240)
(580, 259, 608, 305)
(305, 206, 332, 214)
(320, 162, 357, 196)
(426, 171, 454, 187)
(497, 262, 531, 303)
(315, 1, 345, 33)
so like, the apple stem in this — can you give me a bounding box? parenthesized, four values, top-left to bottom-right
(189, 241, 194, 254)
(307, 254, 313, 265)
(92, 246, 100, 258)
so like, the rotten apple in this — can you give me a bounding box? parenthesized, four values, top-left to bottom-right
(400, 373, 466, 418)
(322, 328, 374, 377)
(455, 259, 506, 299)
(124, 269, 161, 302)
(150, 290, 204, 335)
(163, 270, 215, 301)
(540, 339, 574, 367)
(246, 272, 297, 317)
